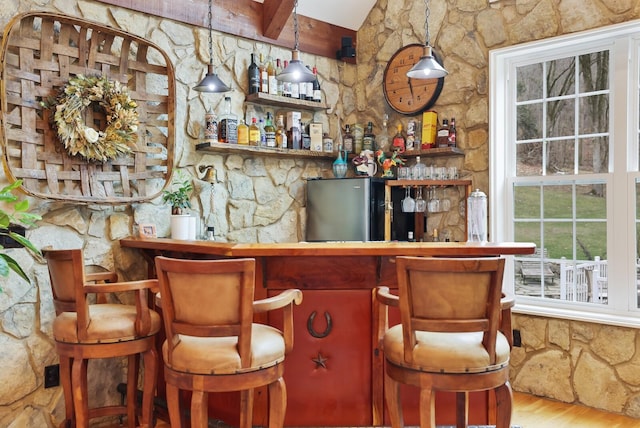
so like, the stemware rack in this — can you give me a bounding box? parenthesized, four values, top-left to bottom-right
(384, 179, 473, 241)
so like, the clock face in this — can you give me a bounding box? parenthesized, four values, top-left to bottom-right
(383, 44, 445, 115)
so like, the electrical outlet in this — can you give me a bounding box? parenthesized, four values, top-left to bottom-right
(513, 329, 522, 347)
(44, 364, 60, 388)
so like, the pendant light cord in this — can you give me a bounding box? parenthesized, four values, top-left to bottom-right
(424, 0, 431, 46)
(293, 0, 300, 51)
(207, 0, 214, 66)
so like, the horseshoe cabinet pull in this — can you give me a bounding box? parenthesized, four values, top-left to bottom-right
(307, 310, 332, 338)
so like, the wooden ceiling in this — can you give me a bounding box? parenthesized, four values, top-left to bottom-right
(96, 0, 357, 60)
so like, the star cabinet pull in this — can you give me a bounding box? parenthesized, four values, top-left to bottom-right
(307, 310, 332, 338)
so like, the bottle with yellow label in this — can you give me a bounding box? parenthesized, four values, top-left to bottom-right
(237, 119, 249, 145)
(249, 117, 260, 146)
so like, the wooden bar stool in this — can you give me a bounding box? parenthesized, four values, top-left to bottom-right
(374, 256, 511, 428)
(44, 248, 160, 428)
(154, 256, 303, 428)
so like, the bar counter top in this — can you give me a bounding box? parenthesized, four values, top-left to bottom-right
(119, 237, 536, 257)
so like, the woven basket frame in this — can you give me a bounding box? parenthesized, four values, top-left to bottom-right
(0, 12, 175, 204)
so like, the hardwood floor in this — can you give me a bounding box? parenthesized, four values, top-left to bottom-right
(511, 391, 640, 427)
(102, 391, 640, 427)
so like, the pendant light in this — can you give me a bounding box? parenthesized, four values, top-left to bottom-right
(194, 0, 231, 92)
(276, 0, 316, 83)
(406, 0, 448, 79)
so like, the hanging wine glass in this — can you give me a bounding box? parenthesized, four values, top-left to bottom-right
(415, 186, 427, 212)
(402, 186, 415, 212)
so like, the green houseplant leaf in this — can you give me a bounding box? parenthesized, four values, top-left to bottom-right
(0, 180, 42, 288)
(162, 170, 193, 215)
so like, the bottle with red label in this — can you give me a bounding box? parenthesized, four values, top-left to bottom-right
(448, 117, 457, 147)
(392, 124, 406, 153)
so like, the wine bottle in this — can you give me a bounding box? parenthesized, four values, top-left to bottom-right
(276, 59, 284, 96)
(312, 66, 322, 103)
(260, 53, 268, 93)
(437, 119, 449, 148)
(248, 53, 260, 94)
(267, 56, 277, 95)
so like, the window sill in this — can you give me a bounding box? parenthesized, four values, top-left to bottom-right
(514, 301, 640, 329)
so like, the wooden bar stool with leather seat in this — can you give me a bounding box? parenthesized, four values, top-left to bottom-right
(374, 256, 511, 428)
(44, 248, 160, 428)
(154, 256, 303, 428)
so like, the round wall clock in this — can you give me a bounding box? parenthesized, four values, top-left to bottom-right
(383, 44, 445, 115)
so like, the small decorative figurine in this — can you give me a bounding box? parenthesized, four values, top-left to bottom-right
(375, 149, 405, 178)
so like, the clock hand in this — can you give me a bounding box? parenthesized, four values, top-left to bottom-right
(408, 77, 415, 98)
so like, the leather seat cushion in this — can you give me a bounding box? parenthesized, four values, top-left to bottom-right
(383, 325, 510, 373)
(163, 323, 285, 375)
(53, 304, 161, 344)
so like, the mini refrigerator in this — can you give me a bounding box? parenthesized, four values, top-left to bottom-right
(305, 177, 388, 242)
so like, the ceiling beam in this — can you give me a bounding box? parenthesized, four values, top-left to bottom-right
(262, 0, 293, 40)
(95, 0, 356, 60)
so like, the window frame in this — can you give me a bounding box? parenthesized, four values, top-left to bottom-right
(489, 19, 640, 327)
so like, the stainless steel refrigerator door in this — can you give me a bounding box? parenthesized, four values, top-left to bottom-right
(306, 178, 371, 241)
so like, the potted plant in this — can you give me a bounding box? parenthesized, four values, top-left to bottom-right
(162, 170, 194, 239)
(0, 180, 41, 286)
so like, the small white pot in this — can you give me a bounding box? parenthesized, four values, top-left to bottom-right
(170, 215, 192, 240)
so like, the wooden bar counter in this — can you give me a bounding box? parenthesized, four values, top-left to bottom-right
(120, 238, 535, 427)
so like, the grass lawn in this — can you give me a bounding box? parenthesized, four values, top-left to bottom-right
(513, 184, 607, 260)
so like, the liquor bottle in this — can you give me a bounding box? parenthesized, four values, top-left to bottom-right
(260, 53, 268, 93)
(312, 66, 322, 103)
(275, 114, 288, 149)
(264, 112, 276, 147)
(258, 118, 267, 146)
(219, 96, 238, 144)
(297, 74, 306, 99)
(204, 107, 218, 143)
(276, 59, 284, 96)
(363, 121, 375, 151)
(392, 123, 406, 153)
(342, 124, 354, 154)
(448, 117, 457, 147)
(267, 57, 278, 95)
(282, 61, 292, 97)
(437, 118, 449, 148)
(301, 122, 311, 149)
(249, 117, 260, 146)
(287, 121, 301, 150)
(237, 119, 249, 145)
(248, 53, 260, 94)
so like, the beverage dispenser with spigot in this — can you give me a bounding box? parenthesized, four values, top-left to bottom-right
(467, 189, 488, 243)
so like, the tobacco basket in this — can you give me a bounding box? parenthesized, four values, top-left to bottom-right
(0, 12, 175, 204)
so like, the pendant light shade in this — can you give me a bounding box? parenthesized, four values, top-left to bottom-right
(194, 0, 230, 93)
(406, 45, 448, 79)
(406, 0, 448, 79)
(276, 0, 316, 83)
(276, 50, 316, 83)
(194, 64, 231, 92)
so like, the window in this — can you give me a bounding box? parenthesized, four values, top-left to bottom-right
(490, 20, 640, 326)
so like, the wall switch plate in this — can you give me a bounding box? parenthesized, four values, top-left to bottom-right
(44, 364, 60, 388)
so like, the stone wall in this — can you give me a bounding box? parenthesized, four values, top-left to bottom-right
(511, 314, 640, 418)
(1, 0, 640, 425)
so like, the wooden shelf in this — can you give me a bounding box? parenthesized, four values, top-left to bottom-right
(245, 92, 328, 111)
(196, 141, 335, 159)
(399, 147, 465, 158)
(385, 179, 472, 187)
